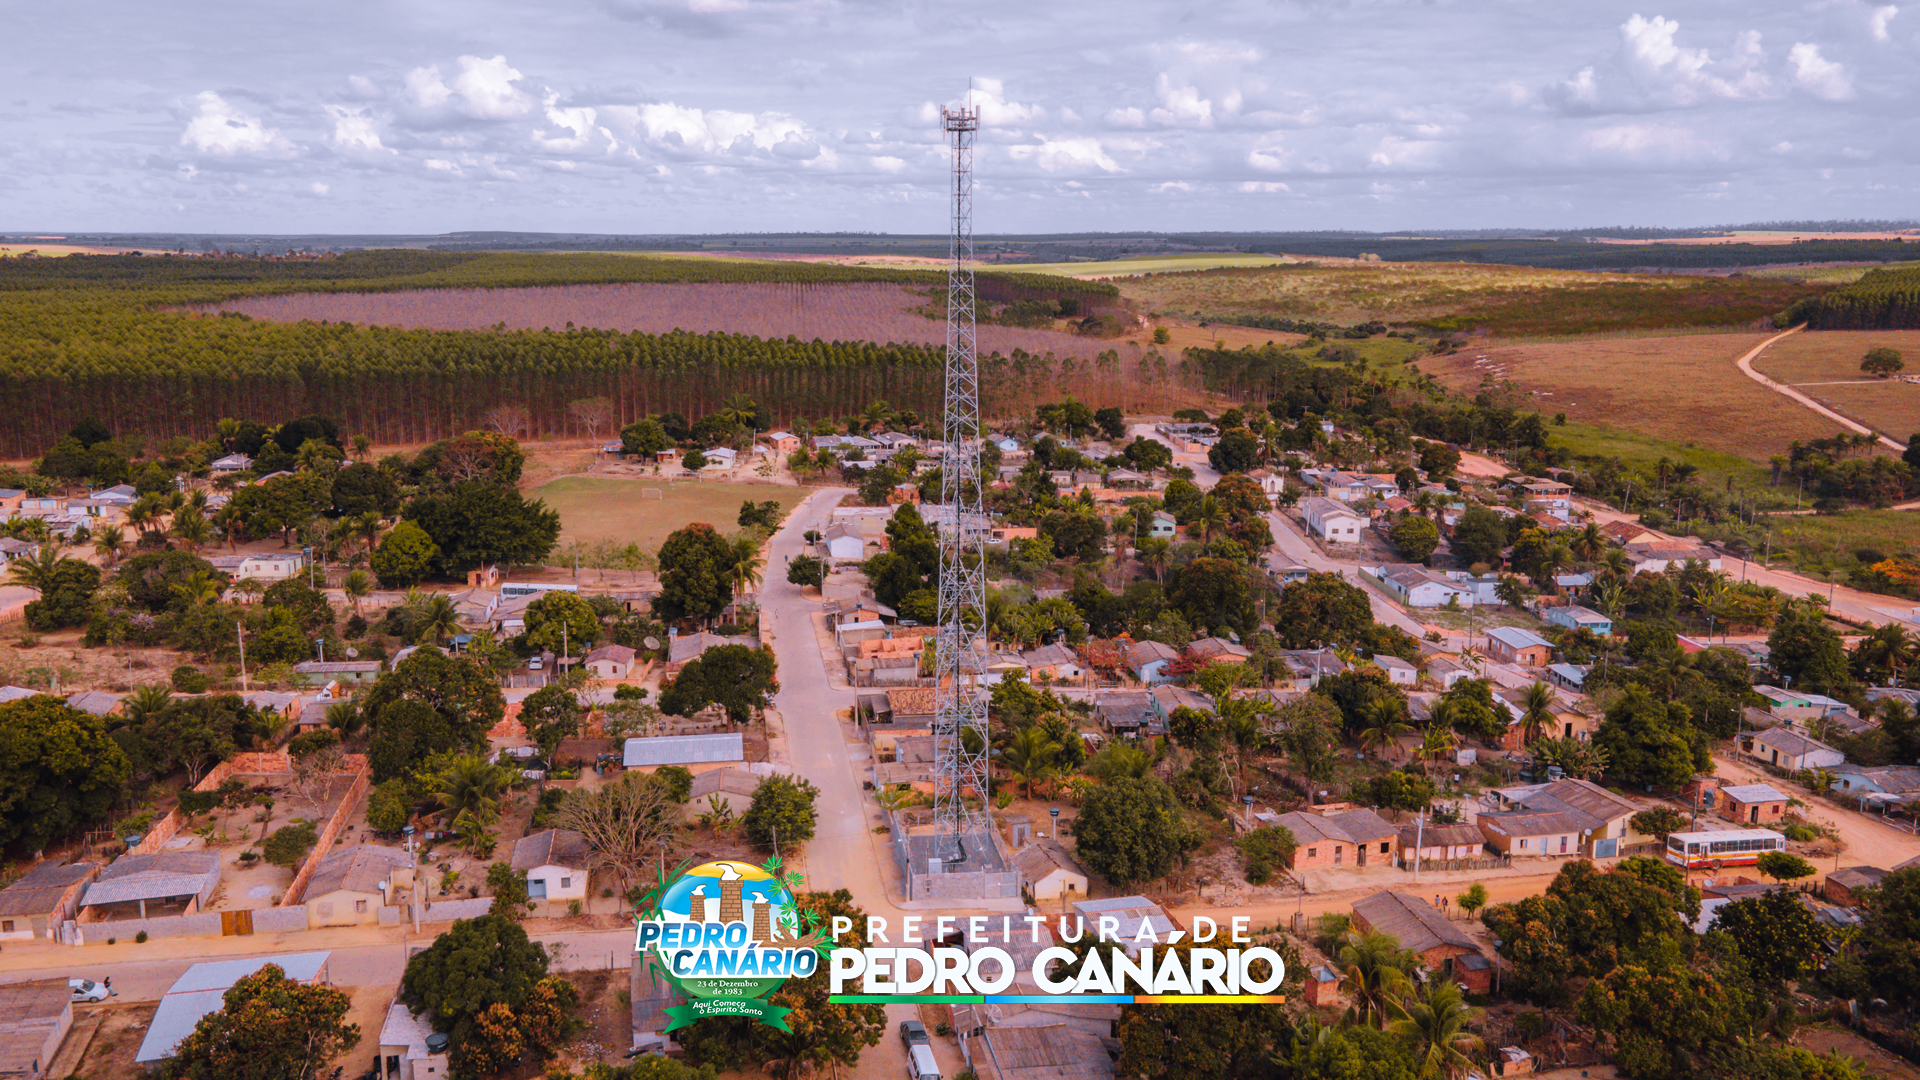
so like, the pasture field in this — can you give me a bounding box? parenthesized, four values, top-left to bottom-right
(1013, 253, 1299, 278)
(1548, 419, 1775, 495)
(535, 476, 809, 553)
(1425, 333, 1850, 463)
(1112, 261, 1823, 336)
(1744, 261, 1920, 284)
(1764, 509, 1920, 574)
(1751, 330, 1920, 440)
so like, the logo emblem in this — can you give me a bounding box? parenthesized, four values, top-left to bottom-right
(635, 858, 819, 1031)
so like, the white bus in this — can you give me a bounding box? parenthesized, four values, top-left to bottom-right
(1664, 828, 1786, 870)
(500, 582, 580, 599)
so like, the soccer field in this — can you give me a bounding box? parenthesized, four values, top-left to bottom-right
(534, 476, 810, 551)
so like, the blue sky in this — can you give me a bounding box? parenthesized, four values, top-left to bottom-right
(3, 0, 1915, 233)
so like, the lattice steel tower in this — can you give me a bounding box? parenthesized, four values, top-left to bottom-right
(932, 103, 989, 863)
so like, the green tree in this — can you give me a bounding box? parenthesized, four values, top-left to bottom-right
(1206, 428, 1260, 473)
(1630, 807, 1688, 846)
(1270, 572, 1374, 649)
(1710, 886, 1828, 985)
(1388, 514, 1441, 563)
(0, 696, 132, 851)
(1115, 997, 1298, 1080)
(363, 650, 505, 780)
(1862, 347, 1905, 376)
(521, 685, 586, 759)
(1755, 850, 1816, 883)
(786, 554, 825, 588)
(486, 861, 534, 920)
(656, 522, 737, 623)
(1579, 962, 1754, 1080)
(1417, 440, 1462, 479)
(401, 914, 553, 1071)
(742, 775, 820, 849)
(1389, 978, 1484, 1079)
(20, 556, 100, 630)
(524, 591, 599, 654)
(1451, 504, 1506, 568)
(407, 482, 561, 574)
(658, 644, 776, 724)
(1236, 826, 1296, 885)
(1072, 776, 1201, 887)
(1000, 725, 1060, 799)
(159, 963, 360, 1080)
(263, 820, 319, 869)
(1591, 685, 1710, 790)
(1767, 605, 1852, 695)
(1483, 858, 1699, 1005)
(330, 462, 400, 518)
(1168, 557, 1254, 636)
(371, 520, 440, 587)
(1457, 883, 1489, 917)
(620, 418, 672, 457)
(1336, 932, 1414, 1030)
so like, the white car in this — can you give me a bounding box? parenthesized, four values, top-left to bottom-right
(70, 978, 114, 1003)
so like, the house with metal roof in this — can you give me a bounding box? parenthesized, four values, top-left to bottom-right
(1187, 637, 1250, 665)
(1094, 691, 1155, 736)
(1747, 727, 1845, 772)
(1011, 840, 1088, 901)
(61, 690, 123, 718)
(1481, 777, 1640, 858)
(0, 979, 74, 1080)
(631, 954, 688, 1057)
(1825, 866, 1889, 907)
(511, 830, 591, 903)
(81, 852, 220, 921)
(0, 862, 96, 941)
(137, 953, 332, 1065)
(1720, 783, 1791, 827)
(1372, 654, 1418, 686)
(1071, 896, 1178, 958)
(302, 846, 413, 927)
(1545, 605, 1612, 635)
(623, 732, 745, 772)
(1484, 626, 1554, 667)
(377, 1002, 449, 1080)
(1275, 648, 1349, 690)
(1367, 564, 1474, 608)
(1125, 639, 1179, 684)
(290, 659, 381, 686)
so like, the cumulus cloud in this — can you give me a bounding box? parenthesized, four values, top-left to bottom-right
(405, 55, 532, 118)
(1005, 136, 1121, 173)
(537, 95, 601, 151)
(1104, 106, 1146, 128)
(970, 78, 1043, 126)
(1553, 14, 1770, 112)
(325, 105, 388, 152)
(179, 91, 295, 156)
(1870, 5, 1899, 42)
(1238, 180, 1289, 193)
(1149, 74, 1213, 127)
(607, 101, 809, 156)
(1788, 42, 1853, 100)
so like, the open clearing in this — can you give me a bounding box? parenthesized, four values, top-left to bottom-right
(1751, 330, 1920, 440)
(1011, 253, 1298, 277)
(1425, 333, 1849, 462)
(535, 476, 809, 551)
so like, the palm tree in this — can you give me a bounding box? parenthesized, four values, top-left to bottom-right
(1518, 681, 1557, 745)
(1337, 932, 1412, 1030)
(342, 569, 373, 615)
(232, 578, 265, 606)
(1494, 575, 1530, 610)
(5, 545, 63, 595)
(1598, 548, 1631, 582)
(1571, 523, 1606, 564)
(1357, 697, 1414, 761)
(1191, 496, 1226, 546)
(417, 594, 461, 644)
(93, 524, 126, 566)
(171, 569, 224, 608)
(124, 683, 174, 728)
(1388, 978, 1485, 1078)
(354, 511, 384, 555)
(1855, 624, 1915, 683)
(1137, 537, 1172, 583)
(1000, 727, 1060, 800)
(213, 505, 244, 553)
(1539, 542, 1574, 592)
(1458, 645, 1485, 676)
(172, 507, 212, 554)
(719, 394, 760, 443)
(1087, 742, 1152, 781)
(434, 755, 511, 821)
(124, 500, 156, 541)
(1592, 579, 1626, 619)
(352, 434, 372, 460)
(1420, 725, 1458, 767)
(727, 535, 764, 605)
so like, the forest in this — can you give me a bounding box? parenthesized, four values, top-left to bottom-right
(1780, 264, 1920, 329)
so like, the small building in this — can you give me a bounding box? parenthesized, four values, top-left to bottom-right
(1545, 605, 1612, 636)
(689, 764, 792, 817)
(1150, 684, 1212, 727)
(631, 954, 688, 1057)
(1484, 626, 1554, 668)
(1370, 564, 1475, 608)
(1826, 866, 1889, 907)
(1747, 727, 1845, 772)
(666, 631, 735, 672)
(0, 537, 39, 566)
(1126, 639, 1180, 685)
(1477, 810, 1589, 858)
(1303, 964, 1341, 1008)
(1071, 896, 1178, 958)
(376, 1003, 450, 1080)
(81, 851, 220, 921)
(511, 829, 591, 902)
(1350, 891, 1491, 993)
(304, 845, 414, 927)
(209, 453, 254, 474)
(758, 431, 801, 456)
(1831, 764, 1920, 798)
(290, 659, 382, 687)
(1300, 497, 1365, 543)
(1720, 783, 1791, 826)
(61, 690, 122, 718)
(0, 862, 96, 941)
(1372, 654, 1418, 686)
(138, 953, 332, 1066)
(623, 733, 746, 773)
(1396, 823, 1485, 866)
(1276, 648, 1348, 690)
(1187, 637, 1250, 666)
(1483, 777, 1639, 858)
(206, 551, 305, 582)
(0, 980, 74, 1080)
(1022, 643, 1084, 682)
(584, 644, 638, 680)
(1012, 840, 1089, 901)
(1148, 511, 1177, 539)
(1095, 691, 1155, 736)
(1275, 808, 1398, 870)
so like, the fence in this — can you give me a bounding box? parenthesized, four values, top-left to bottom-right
(127, 751, 301, 858)
(71, 905, 310, 945)
(1403, 854, 1512, 874)
(281, 761, 373, 906)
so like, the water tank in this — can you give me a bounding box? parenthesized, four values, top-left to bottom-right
(425, 1032, 450, 1054)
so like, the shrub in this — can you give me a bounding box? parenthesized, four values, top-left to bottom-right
(170, 665, 211, 693)
(136, 930, 149, 943)
(263, 820, 319, 870)
(1238, 826, 1298, 885)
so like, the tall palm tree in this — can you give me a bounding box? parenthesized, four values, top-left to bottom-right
(1000, 726, 1061, 800)
(1420, 725, 1459, 767)
(1518, 681, 1557, 745)
(342, 569, 373, 615)
(1388, 978, 1485, 1079)
(172, 507, 212, 554)
(1137, 537, 1172, 583)
(1571, 523, 1606, 564)
(1539, 542, 1574, 592)
(124, 500, 156, 541)
(719, 394, 760, 443)
(434, 755, 511, 821)
(1357, 697, 1414, 761)
(1337, 932, 1413, 1030)
(93, 524, 126, 566)
(1191, 495, 1226, 546)
(1592, 579, 1626, 619)
(1856, 624, 1915, 684)
(354, 510, 384, 555)
(417, 594, 461, 644)
(1598, 547, 1631, 582)
(5, 545, 63, 595)
(728, 535, 764, 604)
(171, 569, 224, 608)
(1087, 742, 1153, 781)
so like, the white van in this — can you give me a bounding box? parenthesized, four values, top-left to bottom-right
(905, 1044, 940, 1080)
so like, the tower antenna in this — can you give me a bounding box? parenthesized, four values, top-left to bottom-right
(933, 99, 986, 865)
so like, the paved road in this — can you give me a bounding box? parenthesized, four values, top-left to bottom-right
(1735, 325, 1908, 453)
(1264, 509, 1428, 638)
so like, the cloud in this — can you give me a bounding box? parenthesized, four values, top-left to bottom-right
(325, 106, 388, 152)
(1553, 14, 1770, 112)
(1105, 106, 1146, 128)
(608, 101, 809, 155)
(405, 55, 532, 118)
(970, 78, 1043, 126)
(1006, 136, 1121, 173)
(1870, 5, 1899, 42)
(1789, 42, 1853, 100)
(405, 67, 452, 109)
(537, 95, 601, 151)
(1238, 181, 1288, 193)
(179, 91, 295, 156)
(310, 182, 330, 195)
(1149, 74, 1212, 127)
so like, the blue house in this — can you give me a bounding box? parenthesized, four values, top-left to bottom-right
(1545, 605, 1612, 635)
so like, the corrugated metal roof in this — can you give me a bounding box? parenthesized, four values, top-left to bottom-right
(623, 733, 744, 767)
(138, 952, 332, 1064)
(166, 951, 332, 995)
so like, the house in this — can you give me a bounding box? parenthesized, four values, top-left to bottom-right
(0, 980, 74, 1080)
(975, 1024, 1116, 1079)
(884, 687, 938, 729)
(631, 954, 688, 1057)
(1481, 777, 1639, 858)
(137, 953, 332, 1065)
(206, 551, 305, 581)
(0, 490, 27, 516)
(1753, 685, 1819, 720)
(1022, 643, 1084, 682)
(1148, 511, 1177, 539)
(1547, 663, 1589, 692)
(1012, 840, 1089, 901)
(1826, 866, 1890, 907)
(511, 830, 591, 903)
(290, 659, 381, 687)
(666, 631, 736, 672)
(209, 453, 253, 474)
(1625, 541, 1722, 574)
(1350, 891, 1491, 993)
(1477, 809, 1591, 859)
(1274, 808, 1398, 870)
(1126, 639, 1180, 685)
(1150, 684, 1212, 728)
(1372, 654, 1418, 686)
(584, 644, 638, 680)
(377, 1003, 450, 1080)
(820, 524, 869, 564)
(758, 431, 801, 456)
(698, 447, 737, 471)
(1599, 521, 1661, 546)
(1300, 497, 1365, 543)
(873, 734, 935, 790)
(1747, 727, 1845, 772)
(303, 846, 414, 927)
(1306, 470, 1372, 503)
(1094, 691, 1155, 736)
(0, 537, 38, 566)
(1266, 559, 1312, 585)
(1830, 764, 1920, 798)
(1072, 896, 1178, 957)
(1397, 822, 1486, 866)
(1187, 637, 1250, 666)
(1721, 783, 1791, 826)
(62, 690, 123, 718)
(80, 851, 221, 921)
(1545, 605, 1612, 635)
(1275, 648, 1348, 690)
(623, 733, 746, 773)
(1484, 626, 1554, 667)
(0, 862, 97, 940)
(1369, 564, 1475, 608)
(689, 764, 792, 817)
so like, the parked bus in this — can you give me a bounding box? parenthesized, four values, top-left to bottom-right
(1664, 828, 1786, 869)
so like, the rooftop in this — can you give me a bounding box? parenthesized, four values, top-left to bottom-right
(1275, 807, 1397, 847)
(1352, 891, 1479, 955)
(623, 732, 745, 768)
(139, 953, 331, 1063)
(1486, 625, 1554, 651)
(306, 845, 411, 898)
(0, 861, 95, 918)
(511, 830, 590, 872)
(1012, 840, 1086, 884)
(1721, 783, 1790, 804)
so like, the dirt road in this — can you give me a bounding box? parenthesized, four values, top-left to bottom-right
(1710, 753, 1920, 872)
(1733, 325, 1908, 452)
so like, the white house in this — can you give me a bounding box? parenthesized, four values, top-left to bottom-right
(208, 551, 306, 581)
(1126, 639, 1179, 685)
(1148, 511, 1178, 539)
(1300, 497, 1365, 543)
(698, 447, 737, 471)
(1369, 564, 1475, 608)
(821, 524, 867, 563)
(584, 644, 637, 679)
(1546, 605, 1613, 635)
(1012, 840, 1089, 901)
(1373, 654, 1419, 686)
(209, 453, 254, 474)
(1746, 727, 1845, 772)
(511, 829, 591, 902)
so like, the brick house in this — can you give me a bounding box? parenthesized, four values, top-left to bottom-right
(1274, 808, 1398, 870)
(1350, 891, 1492, 994)
(1720, 782, 1790, 827)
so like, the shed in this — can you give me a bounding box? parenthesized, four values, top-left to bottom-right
(82, 851, 220, 920)
(1720, 783, 1791, 826)
(0, 980, 73, 1080)
(62, 691, 123, 718)
(376, 1003, 449, 1080)
(511, 830, 591, 902)
(137, 953, 332, 1064)
(1012, 840, 1089, 901)
(623, 733, 746, 771)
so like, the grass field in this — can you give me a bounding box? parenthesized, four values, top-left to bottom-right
(1744, 261, 1920, 284)
(534, 476, 809, 552)
(1764, 509, 1920, 573)
(1424, 333, 1856, 463)
(1010, 254, 1298, 278)
(1750, 331, 1920, 441)
(1549, 419, 1776, 494)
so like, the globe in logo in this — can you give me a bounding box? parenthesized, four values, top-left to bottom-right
(650, 859, 809, 1002)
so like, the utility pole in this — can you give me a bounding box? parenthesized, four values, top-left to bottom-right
(238, 622, 248, 691)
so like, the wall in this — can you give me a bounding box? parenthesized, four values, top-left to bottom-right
(413, 897, 493, 923)
(281, 761, 373, 906)
(128, 751, 308, 857)
(73, 904, 308, 945)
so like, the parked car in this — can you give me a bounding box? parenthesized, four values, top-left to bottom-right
(905, 1043, 941, 1080)
(899, 1019, 930, 1049)
(70, 978, 114, 1003)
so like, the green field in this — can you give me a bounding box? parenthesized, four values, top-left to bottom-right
(1548, 420, 1776, 495)
(535, 476, 810, 552)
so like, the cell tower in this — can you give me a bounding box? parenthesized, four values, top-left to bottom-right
(931, 102, 989, 863)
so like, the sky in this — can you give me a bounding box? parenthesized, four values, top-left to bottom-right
(3, 0, 1916, 234)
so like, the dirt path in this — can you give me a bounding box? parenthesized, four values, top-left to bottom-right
(1710, 752, 1920, 871)
(1734, 325, 1909, 452)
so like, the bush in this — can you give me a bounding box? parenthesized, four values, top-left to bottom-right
(170, 665, 211, 693)
(742, 775, 820, 849)
(653, 765, 694, 804)
(136, 930, 149, 943)
(1238, 826, 1298, 885)
(262, 820, 319, 870)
